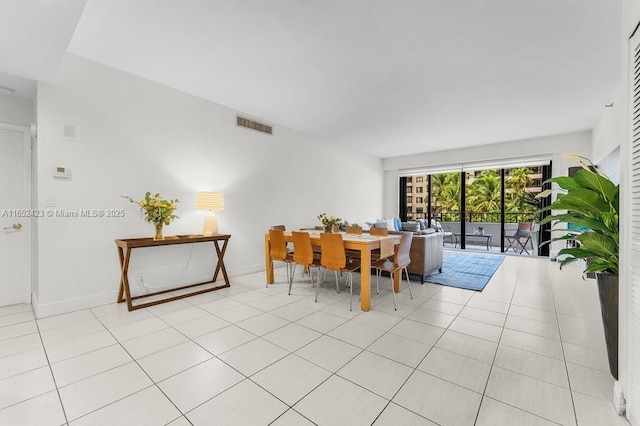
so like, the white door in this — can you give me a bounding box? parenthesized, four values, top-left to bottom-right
(0, 124, 31, 306)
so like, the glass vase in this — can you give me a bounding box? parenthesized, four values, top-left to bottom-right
(323, 224, 332, 233)
(153, 223, 164, 241)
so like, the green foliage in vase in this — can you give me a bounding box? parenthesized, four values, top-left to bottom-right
(317, 213, 341, 231)
(123, 192, 180, 226)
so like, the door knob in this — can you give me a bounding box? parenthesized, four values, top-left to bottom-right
(3, 223, 22, 230)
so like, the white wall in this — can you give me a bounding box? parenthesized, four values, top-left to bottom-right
(592, 98, 624, 164)
(33, 54, 383, 317)
(381, 130, 591, 215)
(0, 94, 33, 126)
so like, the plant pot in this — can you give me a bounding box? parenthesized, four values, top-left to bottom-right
(596, 272, 619, 380)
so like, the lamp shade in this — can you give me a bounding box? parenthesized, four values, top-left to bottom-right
(195, 192, 225, 211)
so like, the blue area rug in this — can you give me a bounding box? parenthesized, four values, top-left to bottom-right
(425, 251, 505, 291)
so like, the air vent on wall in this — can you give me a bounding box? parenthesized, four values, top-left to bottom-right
(236, 116, 273, 135)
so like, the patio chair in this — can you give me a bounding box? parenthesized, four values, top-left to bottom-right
(505, 222, 534, 255)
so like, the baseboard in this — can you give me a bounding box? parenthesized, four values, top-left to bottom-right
(226, 263, 266, 277)
(31, 264, 266, 318)
(613, 381, 626, 416)
(32, 291, 117, 319)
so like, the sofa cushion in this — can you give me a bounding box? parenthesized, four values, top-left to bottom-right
(431, 221, 444, 232)
(416, 219, 427, 230)
(402, 222, 420, 232)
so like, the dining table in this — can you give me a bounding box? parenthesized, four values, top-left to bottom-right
(264, 230, 401, 311)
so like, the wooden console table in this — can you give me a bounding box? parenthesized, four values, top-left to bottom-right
(115, 234, 231, 311)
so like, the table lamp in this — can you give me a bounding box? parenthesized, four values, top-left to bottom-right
(196, 191, 225, 236)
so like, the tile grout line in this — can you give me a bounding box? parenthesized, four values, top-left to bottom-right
(32, 305, 70, 426)
(549, 271, 581, 426)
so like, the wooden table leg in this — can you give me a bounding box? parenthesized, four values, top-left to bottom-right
(117, 246, 126, 303)
(359, 247, 371, 311)
(265, 234, 274, 284)
(212, 239, 230, 284)
(119, 247, 133, 311)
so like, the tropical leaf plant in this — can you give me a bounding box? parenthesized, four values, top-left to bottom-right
(536, 155, 619, 275)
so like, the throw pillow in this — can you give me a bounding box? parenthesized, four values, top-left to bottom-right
(416, 219, 427, 230)
(394, 217, 402, 232)
(402, 222, 420, 232)
(378, 218, 397, 232)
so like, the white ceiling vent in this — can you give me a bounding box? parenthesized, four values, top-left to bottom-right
(236, 116, 272, 135)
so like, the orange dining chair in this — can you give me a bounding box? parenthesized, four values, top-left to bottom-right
(372, 232, 414, 310)
(267, 229, 295, 288)
(271, 225, 294, 253)
(369, 227, 389, 237)
(345, 225, 363, 235)
(319, 232, 361, 310)
(290, 231, 323, 295)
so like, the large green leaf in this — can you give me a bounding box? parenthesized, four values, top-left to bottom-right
(575, 232, 618, 258)
(558, 256, 580, 269)
(573, 169, 618, 202)
(557, 247, 595, 259)
(545, 176, 581, 190)
(570, 218, 611, 233)
(585, 260, 617, 274)
(549, 189, 609, 217)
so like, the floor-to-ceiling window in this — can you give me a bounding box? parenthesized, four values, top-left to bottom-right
(399, 159, 551, 255)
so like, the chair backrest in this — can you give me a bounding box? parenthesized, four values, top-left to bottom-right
(292, 231, 314, 266)
(271, 225, 286, 231)
(269, 229, 289, 261)
(369, 227, 388, 236)
(320, 232, 346, 270)
(379, 236, 395, 259)
(395, 232, 413, 268)
(345, 225, 362, 235)
(515, 222, 533, 237)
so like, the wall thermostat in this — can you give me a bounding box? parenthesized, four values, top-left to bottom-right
(53, 166, 72, 179)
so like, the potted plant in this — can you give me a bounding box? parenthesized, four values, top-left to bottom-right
(123, 192, 180, 240)
(318, 213, 341, 233)
(537, 155, 619, 379)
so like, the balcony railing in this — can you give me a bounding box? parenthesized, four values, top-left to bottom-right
(409, 211, 536, 224)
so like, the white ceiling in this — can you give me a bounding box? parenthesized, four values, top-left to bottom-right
(0, 0, 621, 158)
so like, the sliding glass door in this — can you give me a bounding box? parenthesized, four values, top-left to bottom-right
(399, 160, 552, 256)
(464, 168, 502, 251)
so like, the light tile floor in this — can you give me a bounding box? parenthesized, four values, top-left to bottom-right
(0, 254, 630, 425)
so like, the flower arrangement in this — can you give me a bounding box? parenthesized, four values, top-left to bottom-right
(123, 192, 180, 240)
(318, 213, 341, 233)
